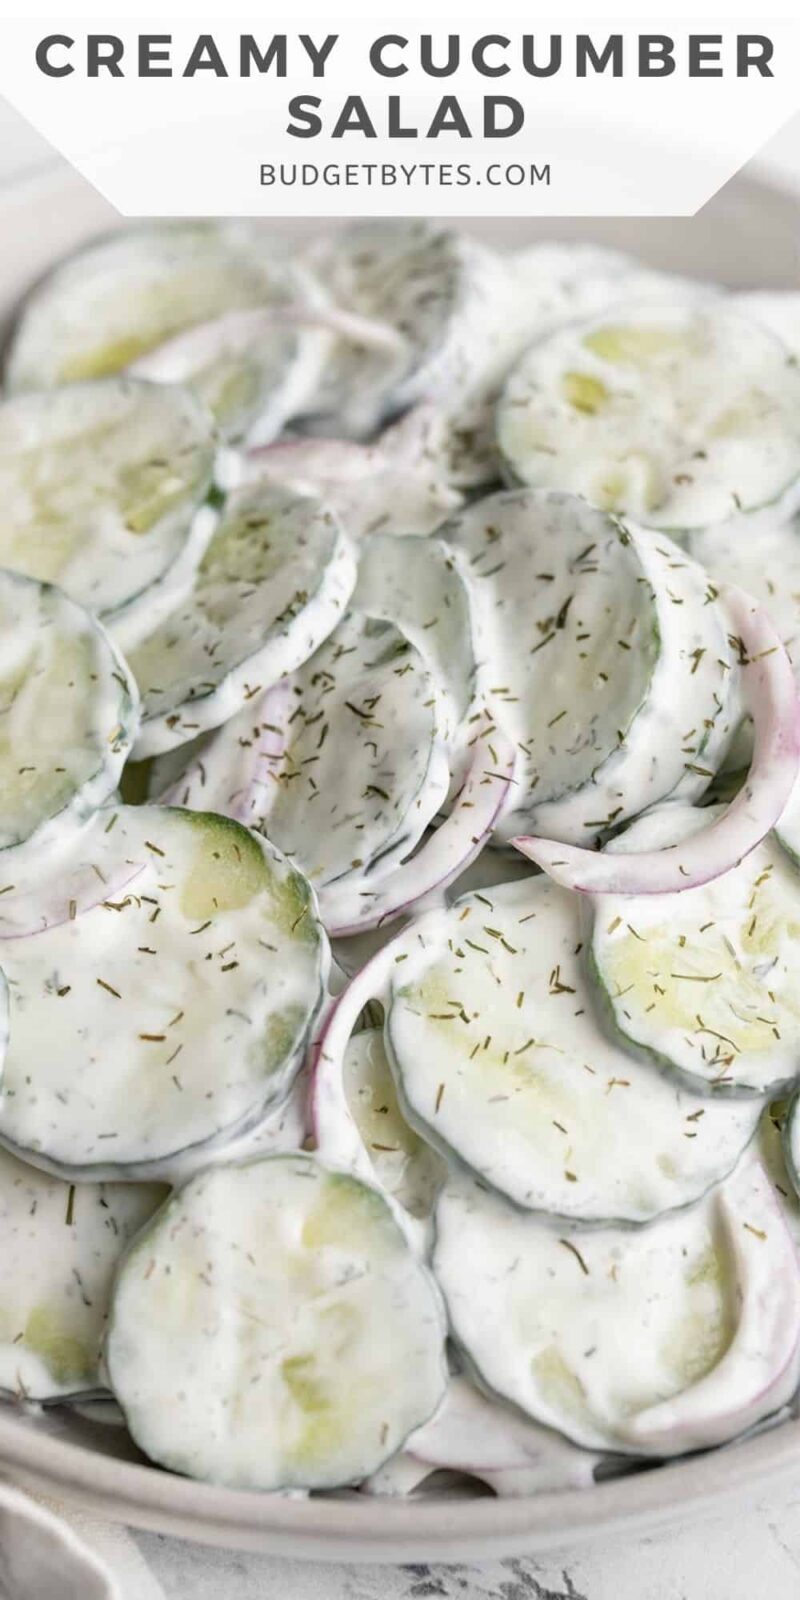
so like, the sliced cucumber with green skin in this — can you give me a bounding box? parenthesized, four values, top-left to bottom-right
(0, 569, 138, 866)
(129, 483, 356, 759)
(433, 1154, 800, 1456)
(592, 802, 800, 1096)
(318, 728, 516, 938)
(435, 247, 711, 491)
(442, 489, 735, 845)
(0, 380, 218, 649)
(244, 406, 464, 542)
(497, 304, 800, 536)
(519, 587, 800, 896)
(105, 1153, 448, 1491)
(0, 806, 327, 1179)
(5, 222, 303, 393)
(354, 535, 480, 753)
(129, 312, 332, 449)
(262, 611, 449, 891)
(314, 1027, 445, 1223)
(305, 222, 508, 435)
(386, 876, 759, 1223)
(0, 1144, 165, 1402)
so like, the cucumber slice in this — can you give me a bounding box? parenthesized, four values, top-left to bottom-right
(5, 222, 301, 392)
(307, 222, 507, 432)
(0, 569, 138, 865)
(129, 312, 331, 449)
(386, 876, 759, 1223)
(314, 1026, 445, 1222)
(318, 728, 516, 937)
(0, 380, 217, 648)
(262, 612, 449, 890)
(0, 1145, 164, 1402)
(354, 535, 479, 752)
(519, 586, 799, 896)
(437, 248, 710, 490)
(433, 1154, 800, 1455)
(497, 304, 800, 535)
(105, 1153, 447, 1490)
(592, 802, 800, 1095)
(129, 483, 356, 758)
(0, 806, 327, 1178)
(442, 489, 734, 844)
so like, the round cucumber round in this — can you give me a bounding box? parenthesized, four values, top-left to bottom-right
(497, 304, 800, 536)
(0, 806, 327, 1178)
(435, 246, 710, 490)
(592, 802, 800, 1095)
(262, 611, 449, 891)
(105, 1153, 448, 1490)
(129, 482, 356, 758)
(0, 568, 138, 866)
(0, 1144, 165, 1402)
(5, 221, 303, 392)
(314, 1026, 445, 1223)
(442, 488, 735, 845)
(354, 534, 480, 753)
(0, 379, 218, 647)
(386, 876, 759, 1223)
(433, 1154, 800, 1455)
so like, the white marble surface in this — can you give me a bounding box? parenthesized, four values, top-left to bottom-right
(1, 88, 800, 1600)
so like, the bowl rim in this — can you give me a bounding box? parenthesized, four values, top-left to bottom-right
(0, 1401, 799, 1561)
(0, 155, 799, 1562)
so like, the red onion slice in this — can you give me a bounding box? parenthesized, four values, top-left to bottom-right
(513, 586, 800, 895)
(0, 816, 146, 939)
(129, 304, 404, 386)
(155, 679, 292, 827)
(319, 731, 516, 936)
(308, 938, 401, 1167)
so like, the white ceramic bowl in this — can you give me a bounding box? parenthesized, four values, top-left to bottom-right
(0, 160, 799, 1563)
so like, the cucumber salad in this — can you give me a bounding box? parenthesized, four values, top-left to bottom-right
(1, 219, 800, 1501)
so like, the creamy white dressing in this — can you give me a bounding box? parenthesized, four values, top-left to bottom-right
(245, 407, 463, 541)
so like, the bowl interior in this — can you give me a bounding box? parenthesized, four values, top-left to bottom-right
(0, 155, 798, 1560)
